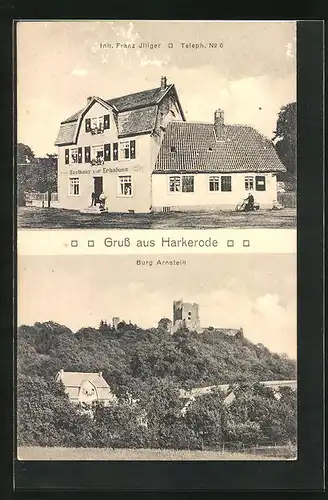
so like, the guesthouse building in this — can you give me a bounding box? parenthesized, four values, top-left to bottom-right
(55, 77, 185, 213)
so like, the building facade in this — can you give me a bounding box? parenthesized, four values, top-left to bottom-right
(55, 77, 185, 213)
(152, 111, 287, 211)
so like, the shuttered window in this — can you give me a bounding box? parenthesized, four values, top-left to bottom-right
(84, 146, 91, 163)
(255, 175, 266, 191)
(130, 140, 136, 159)
(104, 144, 111, 161)
(221, 176, 232, 192)
(104, 114, 110, 130)
(182, 176, 194, 192)
(113, 142, 118, 161)
(85, 118, 91, 132)
(78, 147, 83, 163)
(65, 149, 69, 165)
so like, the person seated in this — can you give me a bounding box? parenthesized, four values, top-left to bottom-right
(99, 191, 107, 208)
(244, 193, 255, 211)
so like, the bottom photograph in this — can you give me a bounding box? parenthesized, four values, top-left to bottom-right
(17, 253, 297, 461)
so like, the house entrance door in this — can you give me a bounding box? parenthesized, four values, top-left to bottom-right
(93, 177, 103, 204)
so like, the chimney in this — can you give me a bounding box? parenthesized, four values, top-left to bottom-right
(214, 109, 224, 139)
(98, 371, 102, 378)
(160, 76, 167, 90)
(87, 96, 93, 105)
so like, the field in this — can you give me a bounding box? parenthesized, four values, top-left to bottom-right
(17, 447, 292, 461)
(17, 207, 297, 230)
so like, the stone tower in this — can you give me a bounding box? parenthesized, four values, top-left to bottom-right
(172, 300, 201, 333)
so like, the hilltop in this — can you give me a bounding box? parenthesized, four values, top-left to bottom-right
(17, 320, 296, 390)
(17, 320, 297, 450)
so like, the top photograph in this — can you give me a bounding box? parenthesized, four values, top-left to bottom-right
(16, 20, 296, 230)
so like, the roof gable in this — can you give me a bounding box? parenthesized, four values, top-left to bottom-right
(56, 370, 110, 389)
(56, 84, 184, 145)
(154, 121, 286, 174)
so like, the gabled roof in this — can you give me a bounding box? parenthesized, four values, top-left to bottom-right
(56, 370, 110, 388)
(55, 83, 184, 145)
(154, 121, 286, 174)
(56, 370, 116, 402)
(62, 85, 175, 124)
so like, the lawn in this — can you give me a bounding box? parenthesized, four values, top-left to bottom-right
(17, 446, 287, 461)
(17, 207, 297, 230)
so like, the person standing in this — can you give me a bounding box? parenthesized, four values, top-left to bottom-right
(90, 191, 96, 207)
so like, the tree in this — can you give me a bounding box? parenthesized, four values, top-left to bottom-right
(17, 143, 35, 165)
(272, 102, 296, 190)
(157, 317, 173, 333)
(16, 143, 58, 205)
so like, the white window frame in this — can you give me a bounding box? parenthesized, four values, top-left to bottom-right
(209, 175, 220, 192)
(70, 148, 78, 164)
(168, 175, 195, 193)
(90, 116, 104, 133)
(91, 145, 104, 166)
(69, 177, 80, 196)
(245, 176, 255, 191)
(117, 175, 133, 197)
(119, 140, 131, 160)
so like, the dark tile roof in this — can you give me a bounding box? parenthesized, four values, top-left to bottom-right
(117, 106, 157, 137)
(154, 122, 286, 174)
(55, 106, 157, 145)
(55, 122, 76, 145)
(62, 85, 172, 124)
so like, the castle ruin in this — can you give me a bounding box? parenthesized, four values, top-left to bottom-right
(172, 300, 202, 333)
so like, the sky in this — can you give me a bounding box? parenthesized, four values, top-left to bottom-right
(18, 253, 297, 359)
(17, 20, 296, 156)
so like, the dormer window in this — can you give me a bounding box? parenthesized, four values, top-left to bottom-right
(170, 146, 177, 153)
(86, 114, 110, 134)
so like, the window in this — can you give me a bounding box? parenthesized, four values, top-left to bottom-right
(245, 176, 254, 190)
(91, 145, 104, 165)
(119, 140, 136, 160)
(209, 176, 220, 191)
(169, 176, 181, 192)
(90, 116, 104, 134)
(70, 148, 78, 163)
(169, 175, 194, 193)
(255, 175, 266, 191)
(69, 178, 80, 196)
(118, 175, 132, 196)
(120, 141, 130, 160)
(170, 146, 177, 153)
(221, 176, 232, 192)
(86, 114, 110, 133)
(182, 176, 194, 192)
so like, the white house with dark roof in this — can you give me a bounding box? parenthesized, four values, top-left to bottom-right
(55, 369, 117, 406)
(152, 109, 287, 211)
(55, 76, 185, 213)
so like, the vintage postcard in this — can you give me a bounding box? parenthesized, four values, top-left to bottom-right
(16, 20, 296, 229)
(15, 20, 298, 469)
